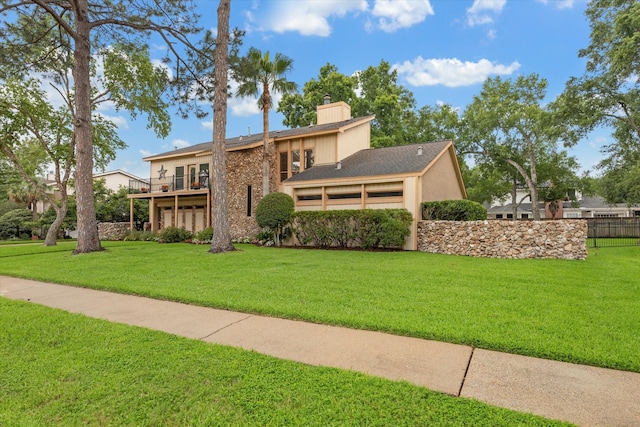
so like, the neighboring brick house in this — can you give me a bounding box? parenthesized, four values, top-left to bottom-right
(128, 100, 467, 249)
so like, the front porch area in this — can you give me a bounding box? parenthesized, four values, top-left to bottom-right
(128, 189, 211, 234)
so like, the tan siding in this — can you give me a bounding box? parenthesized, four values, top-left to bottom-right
(317, 102, 351, 124)
(365, 202, 403, 209)
(422, 152, 464, 201)
(365, 182, 403, 192)
(296, 187, 323, 195)
(326, 184, 361, 194)
(314, 134, 337, 164)
(337, 124, 370, 161)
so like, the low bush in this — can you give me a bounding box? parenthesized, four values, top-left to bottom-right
(157, 226, 192, 243)
(194, 227, 213, 242)
(292, 209, 413, 250)
(421, 200, 487, 221)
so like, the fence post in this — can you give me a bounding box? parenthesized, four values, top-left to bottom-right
(593, 221, 597, 248)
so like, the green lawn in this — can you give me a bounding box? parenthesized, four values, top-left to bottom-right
(1, 241, 639, 372)
(0, 298, 573, 426)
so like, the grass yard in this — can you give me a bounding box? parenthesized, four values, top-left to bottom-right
(1, 241, 639, 372)
(0, 298, 573, 426)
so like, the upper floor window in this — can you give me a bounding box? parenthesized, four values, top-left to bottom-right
(279, 141, 314, 182)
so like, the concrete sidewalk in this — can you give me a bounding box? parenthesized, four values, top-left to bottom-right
(2, 276, 639, 427)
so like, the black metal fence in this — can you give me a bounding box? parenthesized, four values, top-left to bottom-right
(586, 218, 640, 248)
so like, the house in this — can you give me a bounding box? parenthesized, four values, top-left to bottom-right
(128, 100, 467, 249)
(93, 170, 149, 192)
(488, 189, 640, 219)
(33, 169, 147, 216)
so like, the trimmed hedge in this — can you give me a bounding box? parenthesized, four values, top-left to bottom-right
(421, 200, 487, 221)
(291, 209, 413, 250)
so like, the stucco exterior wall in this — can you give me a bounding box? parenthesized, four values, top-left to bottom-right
(422, 150, 464, 201)
(417, 220, 588, 260)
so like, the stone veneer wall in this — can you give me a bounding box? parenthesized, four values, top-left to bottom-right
(226, 146, 263, 239)
(98, 222, 130, 240)
(417, 220, 587, 260)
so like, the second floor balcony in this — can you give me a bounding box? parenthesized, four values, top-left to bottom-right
(129, 172, 210, 195)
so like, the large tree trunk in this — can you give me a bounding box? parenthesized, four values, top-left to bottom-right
(209, 0, 235, 254)
(72, 0, 102, 254)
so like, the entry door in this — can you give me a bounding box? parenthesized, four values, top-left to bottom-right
(188, 165, 197, 187)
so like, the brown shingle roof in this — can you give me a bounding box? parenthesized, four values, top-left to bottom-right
(285, 140, 453, 182)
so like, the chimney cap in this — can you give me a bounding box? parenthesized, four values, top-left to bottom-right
(323, 94, 331, 105)
(417, 146, 423, 156)
(336, 161, 342, 170)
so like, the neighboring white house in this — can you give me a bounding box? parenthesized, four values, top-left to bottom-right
(33, 169, 148, 216)
(93, 170, 148, 192)
(488, 188, 640, 219)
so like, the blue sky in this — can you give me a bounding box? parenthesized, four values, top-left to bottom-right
(103, 0, 605, 179)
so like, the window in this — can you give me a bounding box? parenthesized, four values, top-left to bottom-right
(367, 191, 403, 198)
(298, 194, 322, 201)
(304, 149, 314, 169)
(521, 213, 529, 219)
(199, 163, 209, 187)
(291, 150, 300, 175)
(175, 166, 184, 190)
(278, 141, 314, 182)
(495, 214, 503, 219)
(247, 185, 252, 217)
(280, 152, 288, 182)
(328, 193, 361, 200)
(506, 214, 513, 219)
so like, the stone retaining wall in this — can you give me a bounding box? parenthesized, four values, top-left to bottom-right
(417, 220, 587, 260)
(98, 222, 130, 241)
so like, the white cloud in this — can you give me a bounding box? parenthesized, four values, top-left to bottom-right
(151, 59, 173, 80)
(371, 0, 434, 33)
(394, 57, 521, 87)
(466, 0, 506, 26)
(263, 0, 368, 36)
(487, 29, 497, 40)
(140, 149, 153, 157)
(172, 139, 191, 149)
(96, 112, 129, 129)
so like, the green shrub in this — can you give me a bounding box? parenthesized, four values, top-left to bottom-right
(421, 200, 487, 221)
(292, 209, 413, 250)
(194, 227, 213, 242)
(0, 209, 34, 240)
(255, 192, 295, 246)
(157, 226, 192, 243)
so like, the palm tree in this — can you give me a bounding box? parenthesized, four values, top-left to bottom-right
(235, 48, 298, 196)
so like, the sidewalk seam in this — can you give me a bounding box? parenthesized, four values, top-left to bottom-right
(198, 314, 253, 340)
(457, 347, 475, 397)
